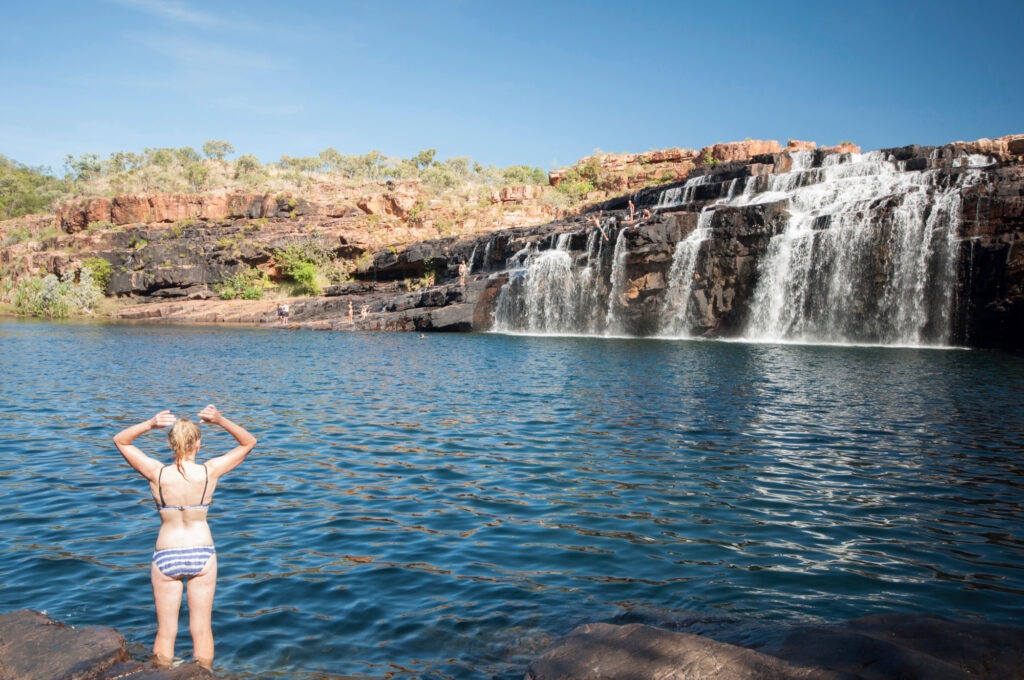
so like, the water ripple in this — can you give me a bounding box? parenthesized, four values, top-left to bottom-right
(1, 322, 1023, 678)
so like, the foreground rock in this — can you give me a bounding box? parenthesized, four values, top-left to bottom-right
(527, 614, 1024, 680)
(0, 609, 212, 679)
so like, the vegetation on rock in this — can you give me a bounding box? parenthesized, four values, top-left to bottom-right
(12, 266, 105, 318)
(0, 155, 68, 218)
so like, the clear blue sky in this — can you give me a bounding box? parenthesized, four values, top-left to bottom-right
(2, 0, 1021, 175)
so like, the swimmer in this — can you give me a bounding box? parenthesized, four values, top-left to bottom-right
(113, 406, 257, 670)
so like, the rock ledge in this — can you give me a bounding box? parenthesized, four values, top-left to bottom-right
(527, 614, 1024, 680)
(0, 609, 213, 679)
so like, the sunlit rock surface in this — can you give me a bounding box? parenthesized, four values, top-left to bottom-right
(0, 609, 213, 679)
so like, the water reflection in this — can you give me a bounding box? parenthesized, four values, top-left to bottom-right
(1, 322, 1023, 678)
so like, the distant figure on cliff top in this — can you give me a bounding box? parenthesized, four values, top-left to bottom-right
(277, 303, 289, 325)
(114, 406, 257, 671)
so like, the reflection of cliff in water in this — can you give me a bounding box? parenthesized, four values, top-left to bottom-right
(490, 144, 1016, 347)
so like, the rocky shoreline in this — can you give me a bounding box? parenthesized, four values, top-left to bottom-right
(4, 608, 1022, 679)
(0, 609, 212, 679)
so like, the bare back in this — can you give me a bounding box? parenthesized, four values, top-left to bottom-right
(150, 461, 219, 550)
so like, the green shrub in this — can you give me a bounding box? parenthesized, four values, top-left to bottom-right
(273, 240, 332, 296)
(500, 165, 547, 186)
(554, 178, 594, 203)
(0, 155, 67, 218)
(288, 261, 320, 295)
(215, 267, 267, 300)
(13, 267, 103, 318)
(2, 226, 31, 246)
(185, 162, 210, 191)
(82, 257, 113, 291)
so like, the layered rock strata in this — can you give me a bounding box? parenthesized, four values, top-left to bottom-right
(2, 136, 1020, 349)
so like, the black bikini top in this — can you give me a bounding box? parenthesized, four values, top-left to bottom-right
(155, 463, 210, 511)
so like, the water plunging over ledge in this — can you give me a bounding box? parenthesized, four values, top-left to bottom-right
(492, 147, 994, 347)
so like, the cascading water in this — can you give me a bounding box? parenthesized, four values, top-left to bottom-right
(493, 232, 613, 334)
(659, 207, 715, 336)
(491, 145, 990, 346)
(741, 151, 979, 345)
(603, 228, 630, 334)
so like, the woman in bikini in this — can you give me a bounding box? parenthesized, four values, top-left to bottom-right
(114, 405, 257, 669)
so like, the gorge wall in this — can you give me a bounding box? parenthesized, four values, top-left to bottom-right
(2, 136, 1021, 349)
(461, 137, 1024, 349)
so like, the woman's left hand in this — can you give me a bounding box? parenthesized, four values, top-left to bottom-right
(151, 410, 176, 428)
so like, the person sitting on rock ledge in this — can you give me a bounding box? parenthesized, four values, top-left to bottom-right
(113, 406, 257, 670)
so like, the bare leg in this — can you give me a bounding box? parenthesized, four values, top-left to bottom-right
(151, 562, 184, 665)
(186, 553, 218, 669)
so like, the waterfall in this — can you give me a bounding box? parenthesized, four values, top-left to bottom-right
(742, 153, 978, 345)
(603, 228, 630, 334)
(492, 231, 610, 334)
(490, 145, 989, 346)
(482, 240, 493, 271)
(655, 174, 712, 210)
(659, 208, 715, 337)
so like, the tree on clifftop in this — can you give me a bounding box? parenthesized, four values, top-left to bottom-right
(203, 140, 235, 161)
(0, 155, 66, 217)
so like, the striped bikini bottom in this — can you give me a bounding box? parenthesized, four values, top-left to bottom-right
(152, 546, 216, 579)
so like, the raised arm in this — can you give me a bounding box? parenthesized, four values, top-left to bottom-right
(113, 410, 176, 480)
(199, 405, 257, 478)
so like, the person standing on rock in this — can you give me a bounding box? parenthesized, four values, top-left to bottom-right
(113, 406, 257, 670)
(588, 213, 608, 241)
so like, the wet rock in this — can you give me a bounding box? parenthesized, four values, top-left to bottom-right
(527, 622, 837, 680)
(528, 615, 1024, 680)
(0, 609, 213, 679)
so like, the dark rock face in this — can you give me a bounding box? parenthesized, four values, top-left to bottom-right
(44, 135, 1020, 350)
(527, 615, 1024, 680)
(458, 140, 1024, 349)
(959, 164, 1024, 348)
(0, 609, 213, 679)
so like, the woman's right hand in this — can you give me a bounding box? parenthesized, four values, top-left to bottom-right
(151, 410, 176, 428)
(198, 405, 221, 424)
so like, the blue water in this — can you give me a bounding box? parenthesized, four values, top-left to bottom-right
(1, 320, 1022, 678)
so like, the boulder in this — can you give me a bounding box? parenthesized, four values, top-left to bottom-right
(527, 622, 837, 680)
(111, 195, 153, 223)
(528, 615, 1024, 680)
(357, 194, 389, 216)
(786, 140, 818, 151)
(499, 185, 545, 204)
(0, 609, 214, 679)
(701, 140, 783, 164)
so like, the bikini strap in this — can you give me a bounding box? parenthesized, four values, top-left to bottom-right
(157, 466, 167, 507)
(200, 463, 210, 505)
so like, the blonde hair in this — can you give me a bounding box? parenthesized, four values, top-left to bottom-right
(167, 419, 201, 476)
